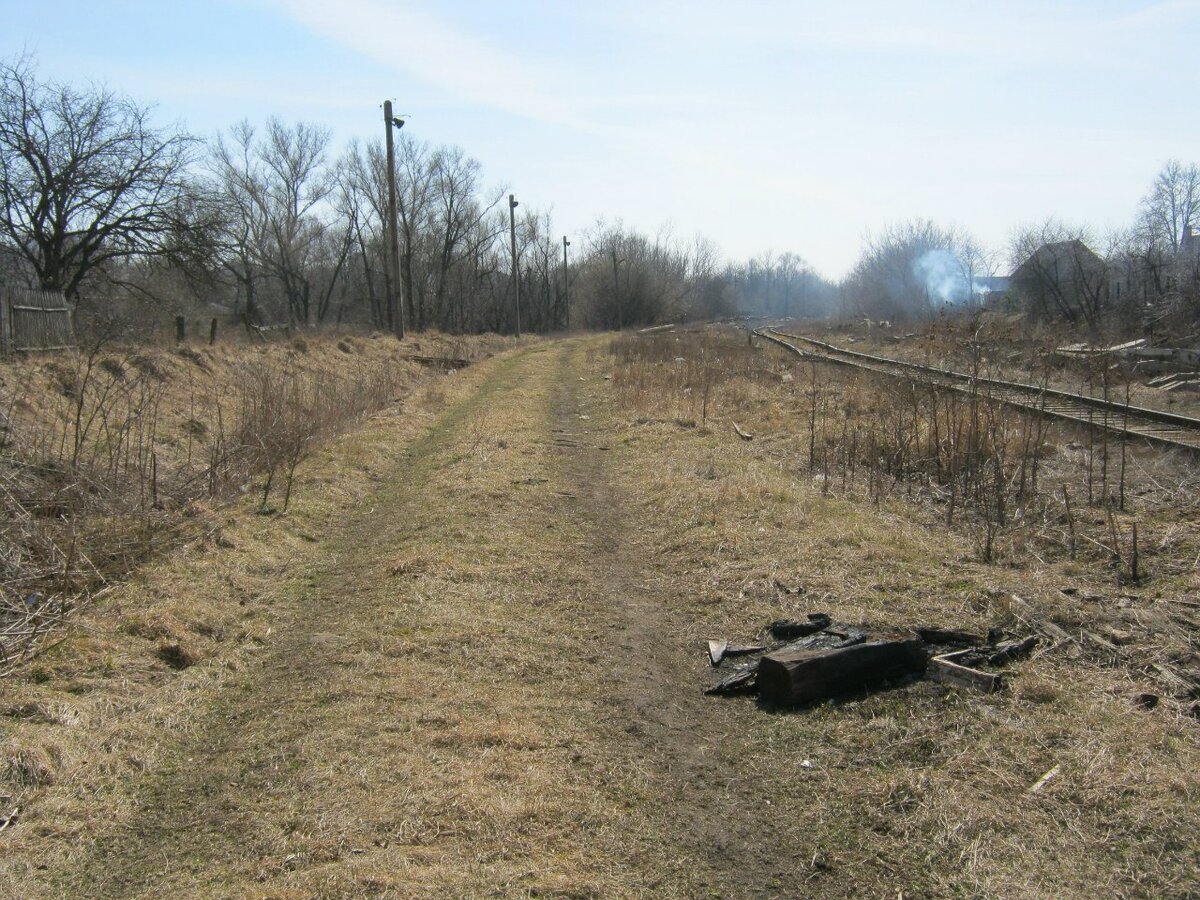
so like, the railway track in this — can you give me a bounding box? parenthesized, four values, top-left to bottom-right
(755, 327, 1200, 454)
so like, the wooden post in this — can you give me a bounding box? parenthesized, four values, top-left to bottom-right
(611, 248, 622, 330)
(509, 194, 521, 337)
(209, 318, 218, 345)
(175, 315, 186, 343)
(0, 288, 9, 356)
(383, 100, 405, 339)
(562, 235, 571, 331)
(1130, 522, 1139, 582)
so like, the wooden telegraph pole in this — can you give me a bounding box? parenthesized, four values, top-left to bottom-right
(383, 101, 405, 339)
(509, 194, 521, 338)
(611, 248, 622, 330)
(562, 236, 571, 330)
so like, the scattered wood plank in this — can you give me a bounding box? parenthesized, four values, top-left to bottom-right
(776, 626, 868, 654)
(770, 614, 832, 639)
(733, 422, 753, 441)
(930, 654, 1003, 693)
(725, 643, 765, 658)
(987, 636, 1039, 666)
(1099, 625, 1134, 645)
(1150, 662, 1197, 694)
(756, 633, 927, 706)
(1007, 593, 1033, 623)
(708, 640, 766, 666)
(705, 665, 758, 696)
(933, 647, 975, 663)
(637, 323, 676, 334)
(1040, 621, 1074, 643)
(1162, 597, 1200, 609)
(1085, 631, 1122, 653)
(406, 355, 470, 369)
(708, 639, 728, 667)
(916, 627, 983, 646)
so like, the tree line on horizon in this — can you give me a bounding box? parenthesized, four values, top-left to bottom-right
(1, 54, 1195, 338)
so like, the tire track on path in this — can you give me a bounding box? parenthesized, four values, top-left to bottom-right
(47, 349, 536, 898)
(42, 338, 801, 898)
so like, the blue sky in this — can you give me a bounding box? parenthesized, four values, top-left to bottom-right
(5, 0, 1199, 277)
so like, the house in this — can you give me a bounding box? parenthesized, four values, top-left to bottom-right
(1181, 224, 1199, 256)
(1010, 240, 1108, 325)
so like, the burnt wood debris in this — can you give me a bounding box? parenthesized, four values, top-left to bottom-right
(706, 614, 1042, 705)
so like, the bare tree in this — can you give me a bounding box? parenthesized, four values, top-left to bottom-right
(257, 119, 335, 325)
(1139, 159, 1200, 252)
(0, 53, 200, 298)
(426, 146, 503, 331)
(393, 134, 438, 329)
(209, 119, 339, 326)
(842, 219, 974, 321)
(210, 120, 269, 328)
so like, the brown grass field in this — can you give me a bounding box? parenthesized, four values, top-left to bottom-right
(1, 328, 1198, 898)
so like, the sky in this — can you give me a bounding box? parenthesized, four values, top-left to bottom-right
(4, 0, 1199, 278)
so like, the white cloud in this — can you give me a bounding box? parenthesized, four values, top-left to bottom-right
(262, 0, 595, 129)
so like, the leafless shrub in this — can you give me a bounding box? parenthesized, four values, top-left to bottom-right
(0, 339, 406, 672)
(607, 327, 1180, 569)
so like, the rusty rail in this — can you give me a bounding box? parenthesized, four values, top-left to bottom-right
(755, 327, 1200, 454)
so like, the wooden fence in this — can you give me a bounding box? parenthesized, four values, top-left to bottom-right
(0, 285, 75, 354)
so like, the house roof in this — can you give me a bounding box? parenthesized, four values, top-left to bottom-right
(1011, 239, 1104, 282)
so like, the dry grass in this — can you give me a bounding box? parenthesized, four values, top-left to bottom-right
(1, 337, 629, 898)
(596, 326, 1200, 897)
(0, 330, 516, 673)
(0, 331, 1196, 898)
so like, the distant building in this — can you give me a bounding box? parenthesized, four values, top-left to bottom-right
(1010, 239, 1108, 325)
(1181, 224, 1200, 256)
(972, 276, 1010, 304)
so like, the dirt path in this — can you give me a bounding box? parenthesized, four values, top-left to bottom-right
(28, 339, 793, 899)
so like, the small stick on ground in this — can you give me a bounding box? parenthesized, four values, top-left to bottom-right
(1063, 485, 1076, 559)
(1028, 764, 1060, 795)
(1130, 522, 1140, 582)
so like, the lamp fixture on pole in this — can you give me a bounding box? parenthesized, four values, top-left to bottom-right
(562, 236, 571, 331)
(383, 100, 406, 338)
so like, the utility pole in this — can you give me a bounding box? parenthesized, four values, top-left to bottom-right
(611, 248, 622, 330)
(383, 100, 405, 339)
(561, 236, 571, 330)
(509, 194, 521, 337)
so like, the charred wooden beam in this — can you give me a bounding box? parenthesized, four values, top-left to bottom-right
(769, 613, 832, 640)
(987, 636, 1039, 667)
(756, 633, 927, 706)
(916, 627, 983, 646)
(705, 665, 758, 696)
